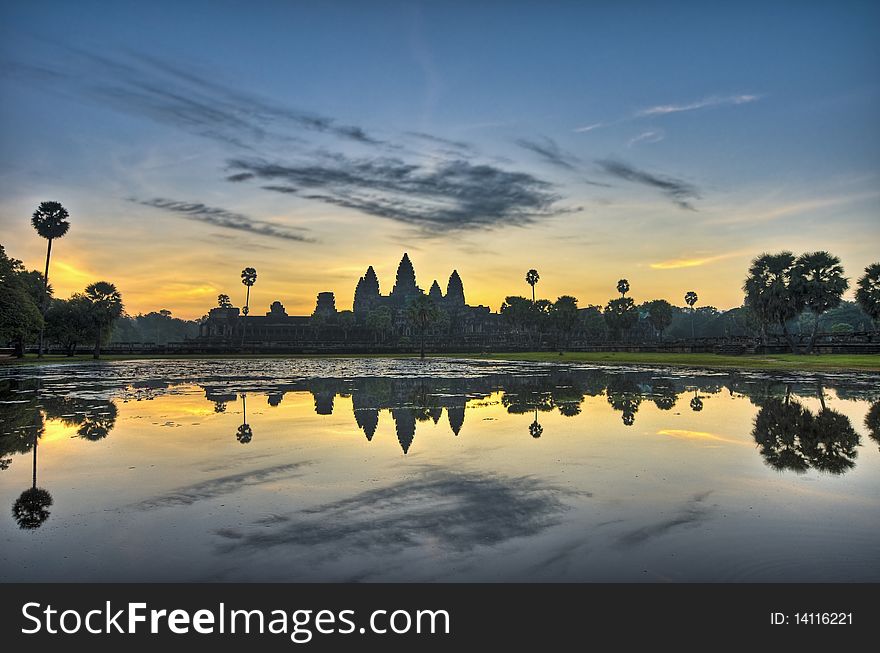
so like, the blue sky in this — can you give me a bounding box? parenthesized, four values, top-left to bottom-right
(1, 0, 878, 317)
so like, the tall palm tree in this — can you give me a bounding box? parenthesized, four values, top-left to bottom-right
(240, 267, 257, 346)
(525, 269, 540, 303)
(84, 281, 124, 359)
(855, 263, 880, 327)
(406, 294, 440, 359)
(31, 201, 70, 357)
(792, 251, 848, 354)
(743, 252, 803, 353)
(685, 291, 698, 339)
(617, 279, 630, 298)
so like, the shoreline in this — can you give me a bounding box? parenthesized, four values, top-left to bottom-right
(2, 351, 879, 372)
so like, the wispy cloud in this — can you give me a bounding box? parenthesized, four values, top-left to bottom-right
(636, 94, 760, 117)
(573, 94, 760, 135)
(134, 198, 315, 242)
(573, 122, 604, 133)
(404, 131, 475, 154)
(134, 462, 311, 509)
(227, 154, 576, 232)
(649, 252, 736, 269)
(709, 190, 880, 225)
(596, 159, 700, 210)
(515, 136, 581, 170)
(627, 130, 665, 147)
(3, 48, 385, 150)
(615, 491, 715, 547)
(657, 429, 746, 446)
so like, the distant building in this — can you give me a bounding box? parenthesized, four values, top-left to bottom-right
(197, 253, 498, 346)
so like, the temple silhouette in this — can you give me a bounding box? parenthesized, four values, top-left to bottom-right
(198, 253, 495, 345)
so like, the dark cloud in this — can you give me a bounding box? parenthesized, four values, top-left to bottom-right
(215, 467, 573, 556)
(228, 155, 575, 232)
(515, 136, 581, 170)
(134, 198, 314, 242)
(583, 178, 613, 188)
(134, 462, 311, 509)
(226, 172, 255, 182)
(596, 159, 700, 210)
(260, 185, 298, 194)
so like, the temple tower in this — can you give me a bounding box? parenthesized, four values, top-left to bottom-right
(446, 270, 465, 306)
(354, 265, 381, 314)
(429, 280, 443, 302)
(390, 253, 420, 301)
(313, 291, 337, 317)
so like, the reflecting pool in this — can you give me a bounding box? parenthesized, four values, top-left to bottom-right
(1, 358, 878, 581)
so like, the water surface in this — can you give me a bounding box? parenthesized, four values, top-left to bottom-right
(1, 358, 878, 582)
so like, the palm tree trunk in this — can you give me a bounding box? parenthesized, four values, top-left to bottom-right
(781, 321, 799, 354)
(37, 238, 52, 358)
(94, 325, 102, 359)
(691, 309, 695, 339)
(32, 431, 38, 489)
(808, 313, 821, 354)
(531, 285, 535, 303)
(420, 329, 426, 359)
(241, 286, 251, 347)
(816, 383, 826, 411)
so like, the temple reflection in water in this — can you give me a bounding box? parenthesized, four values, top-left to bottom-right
(1, 359, 878, 585)
(4, 366, 878, 470)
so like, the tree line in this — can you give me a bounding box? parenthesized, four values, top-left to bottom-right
(496, 254, 878, 353)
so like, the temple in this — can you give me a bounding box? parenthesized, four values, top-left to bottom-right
(198, 253, 497, 347)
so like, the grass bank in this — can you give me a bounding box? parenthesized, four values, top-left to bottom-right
(482, 351, 880, 371)
(2, 351, 879, 372)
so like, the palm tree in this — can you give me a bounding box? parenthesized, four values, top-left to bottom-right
(743, 252, 803, 353)
(685, 291, 698, 339)
(792, 251, 848, 354)
(240, 267, 257, 346)
(525, 269, 540, 303)
(84, 281, 124, 359)
(855, 263, 880, 327)
(617, 279, 630, 298)
(217, 293, 232, 308)
(406, 294, 440, 359)
(31, 201, 70, 357)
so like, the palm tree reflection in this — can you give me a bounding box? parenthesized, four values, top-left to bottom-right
(752, 384, 860, 474)
(236, 393, 253, 444)
(12, 431, 52, 530)
(690, 389, 704, 412)
(866, 401, 880, 451)
(529, 409, 543, 439)
(607, 378, 641, 426)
